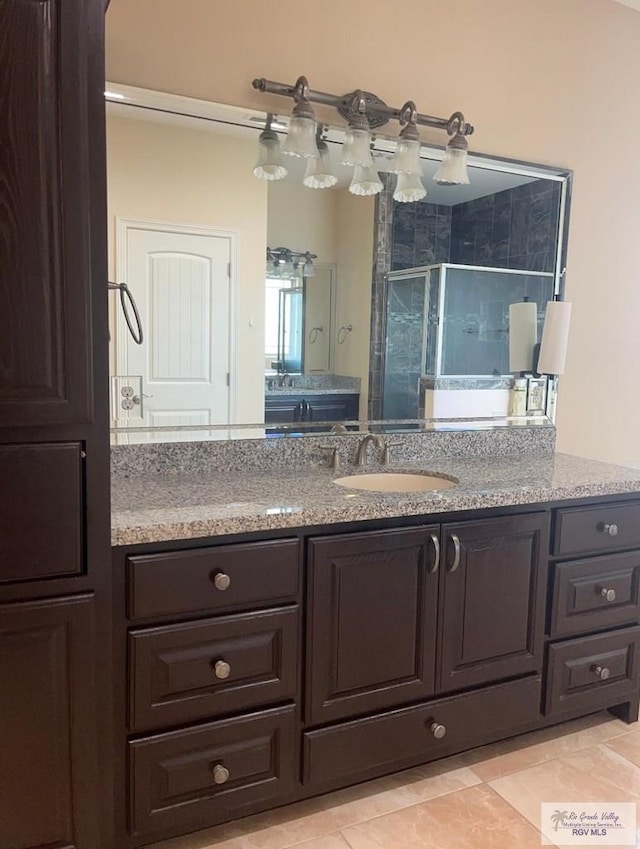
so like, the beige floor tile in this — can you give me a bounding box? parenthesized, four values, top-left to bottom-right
(340, 784, 543, 849)
(605, 728, 640, 767)
(467, 713, 632, 781)
(146, 761, 480, 849)
(489, 743, 640, 832)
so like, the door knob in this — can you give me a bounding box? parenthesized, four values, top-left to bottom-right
(593, 665, 610, 680)
(430, 722, 447, 739)
(212, 764, 230, 785)
(212, 572, 231, 591)
(214, 660, 231, 680)
(600, 587, 616, 602)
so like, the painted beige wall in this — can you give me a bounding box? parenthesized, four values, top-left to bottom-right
(267, 179, 339, 264)
(106, 112, 267, 424)
(335, 192, 374, 419)
(106, 0, 640, 463)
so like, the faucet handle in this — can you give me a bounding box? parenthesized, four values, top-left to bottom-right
(319, 445, 341, 469)
(382, 440, 403, 465)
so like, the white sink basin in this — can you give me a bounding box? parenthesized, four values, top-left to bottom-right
(333, 472, 458, 493)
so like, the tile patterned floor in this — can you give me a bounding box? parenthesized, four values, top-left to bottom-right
(148, 712, 640, 849)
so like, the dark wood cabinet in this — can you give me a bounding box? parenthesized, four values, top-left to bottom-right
(0, 595, 100, 849)
(438, 513, 549, 692)
(307, 527, 440, 724)
(0, 0, 111, 846)
(264, 393, 359, 430)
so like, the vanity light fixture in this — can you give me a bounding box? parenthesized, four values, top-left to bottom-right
(252, 75, 474, 200)
(267, 247, 318, 278)
(349, 161, 383, 196)
(434, 113, 471, 186)
(253, 113, 288, 181)
(303, 126, 338, 189)
(281, 76, 319, 159)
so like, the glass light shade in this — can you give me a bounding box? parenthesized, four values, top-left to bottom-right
(282, 115, 319, 158)
(303, 142, 337, 189)
(340, 127, 373, 167)
(434, 146, 470, 185)
(303, 260, 315, 277)
(253, 132, 288, 181)
(393, 171, 427, 203)
(349, 163, 383, 196)
(389, 137, 422, 175)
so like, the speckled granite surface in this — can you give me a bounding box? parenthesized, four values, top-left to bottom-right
(111, 453, 640, 546)
(111, 425, 555, 477)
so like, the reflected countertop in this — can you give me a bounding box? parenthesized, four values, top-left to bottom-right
(111, 453, 640, 546)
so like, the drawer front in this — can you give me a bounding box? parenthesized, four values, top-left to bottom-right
(303, 676, 541, 787)
(554, 502, 640, 557)
(545, 626, 640, 716)
(127, 538, 300, 620)
(129, 607, 300, 732)
(551, 552, 640, 637)
(129, 705, 297, 839)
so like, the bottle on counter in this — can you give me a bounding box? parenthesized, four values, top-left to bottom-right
(508, 377, 528, 417)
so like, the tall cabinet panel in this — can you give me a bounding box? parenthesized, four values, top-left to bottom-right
(0, 1, 111, 847)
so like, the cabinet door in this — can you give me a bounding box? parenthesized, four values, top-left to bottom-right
(438, 513, 549, 692)
(307, 394, 359, 423)
(0, 595, 100, 849)
(0, 0, 101, 429)
(264, 397, 304, 424)
(307, 526, 440, 724)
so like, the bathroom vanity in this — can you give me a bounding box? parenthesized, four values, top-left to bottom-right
(111, 442, 640, 847)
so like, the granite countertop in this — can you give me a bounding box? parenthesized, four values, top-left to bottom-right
(265, 388, 360, 396)
(111, 453, 640, 546)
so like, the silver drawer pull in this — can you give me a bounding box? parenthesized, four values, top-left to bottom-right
(448, 534, 461, 572)
(601, 523, 619, 537)
(430, 721, 447, 739)
(212, 764, 230, 785)
(212, 572, 231, 591)
(593, 665, 611, 680)
(214, 660, 231, 680)
(429, 533, 440, 574)
(600, 587, 616, 602)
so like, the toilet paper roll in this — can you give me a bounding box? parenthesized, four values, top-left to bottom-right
(538, 301, 572, 375)
(509, 301, 537, 373)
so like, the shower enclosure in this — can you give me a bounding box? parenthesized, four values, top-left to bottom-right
(382, 263, 556, 420)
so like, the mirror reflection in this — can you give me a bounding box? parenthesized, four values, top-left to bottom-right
(106, 87, 569, 440)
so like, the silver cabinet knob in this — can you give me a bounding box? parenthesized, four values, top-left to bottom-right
(212, 764, 230, 785)
(212, 572, 231, 591)
(214, 660, 231, 680)
(600, 587, 616, 602)
(602, 523, 619, 537)
(430, 722, 447, 739)
(593, 665, 610, 680)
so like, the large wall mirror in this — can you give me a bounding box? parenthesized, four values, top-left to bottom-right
(106, 85, 570, 442)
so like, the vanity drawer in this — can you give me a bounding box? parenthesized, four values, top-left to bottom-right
(550, 552, 640, 637)
(303, 675, 541, 787)
(545, 626, 640, 716)
(129, 606, 300, 732)
(553, 501, 640, 557)
(128, 705, 297, 839)
(127, 538, 300, 620)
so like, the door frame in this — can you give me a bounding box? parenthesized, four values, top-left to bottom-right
(115, 217, 239, 425)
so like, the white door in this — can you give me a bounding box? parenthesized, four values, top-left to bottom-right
(116, 223, 232, 432)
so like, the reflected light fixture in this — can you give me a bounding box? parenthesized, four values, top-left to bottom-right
(389, 101, 422, 175)
(340, 91, 373, 168)
(349, 161, 383, 196)
(282, 76, 319, 159)
(253, 113, 288, 181)
(394, 171, 427, 203)
(303, 252, 316, 277)
(303, 127, 338, 189)
(434, 112, 470, 186)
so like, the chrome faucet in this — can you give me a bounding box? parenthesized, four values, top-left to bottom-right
(278, 372, 292, 388)
(356, 433, 385, 466)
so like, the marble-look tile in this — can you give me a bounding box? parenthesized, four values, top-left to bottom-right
(489, 744, 640, 831)
(605, 728, 640, 767)
(340, 784, 543, 849)
(467, 714, 630, 781)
